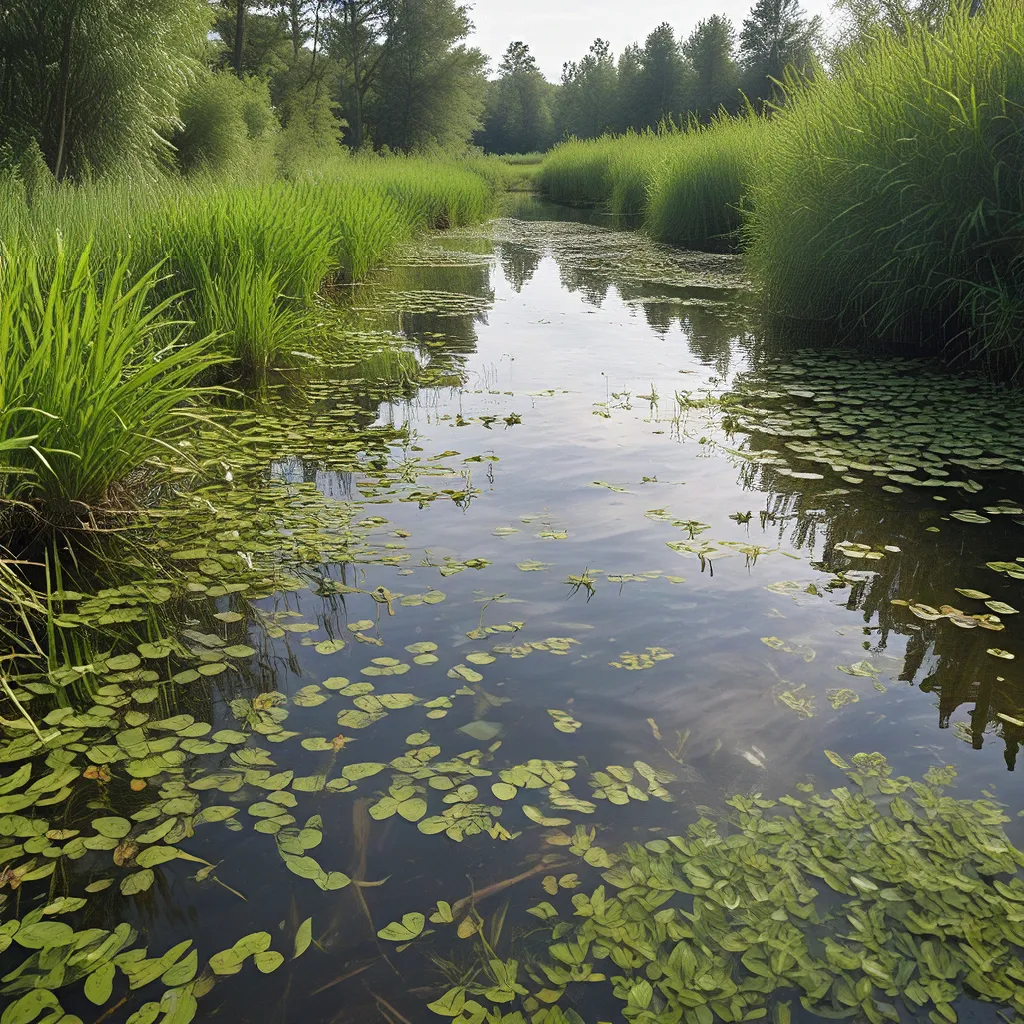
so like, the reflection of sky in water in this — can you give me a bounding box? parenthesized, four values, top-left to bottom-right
(90, 204, 1024, 1023)
(270, 455, 356, 500)
(269, 207, 1024, 823)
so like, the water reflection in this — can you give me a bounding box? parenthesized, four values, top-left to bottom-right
(5, 199, 1022, 1024)
(344, 201, 1024, 780)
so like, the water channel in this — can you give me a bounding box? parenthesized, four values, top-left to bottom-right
(2, 198, 1022, 1024)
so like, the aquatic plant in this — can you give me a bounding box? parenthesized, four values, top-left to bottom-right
(537, 132, 673, 214)
(537, 117, 769, 249)
(646, 114, 770, 250)
(744, 0, 1024, 375)
(429, 756, 1024, 1024)
(0, 245, 220, 529)
(0, 157, 508, 376)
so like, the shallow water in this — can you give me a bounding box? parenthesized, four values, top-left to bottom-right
(2, 198, 1023, 1024)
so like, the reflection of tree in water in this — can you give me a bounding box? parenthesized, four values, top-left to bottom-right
(681, 301, 752, 378)
(558, 259, 611, 306)
(724, 375, 1024, 770)
(497, 241, 543, 293)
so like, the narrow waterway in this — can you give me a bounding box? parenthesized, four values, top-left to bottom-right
(2, 198, 1022, 1024)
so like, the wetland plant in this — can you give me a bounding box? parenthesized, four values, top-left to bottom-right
(744, 0, 1024, 375)
(0, 245, 220, 531)
(646, 113, 770, 251)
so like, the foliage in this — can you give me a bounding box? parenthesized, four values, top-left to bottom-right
(521, 758, 1024, 1024)
(0, 245, 220, 527)
(740, 0, 822, 108)
(536, 133, 669, 213)
(558, 40, 619, 142)
(647, 113, 770, 250)
(744, 0, 1024, 375)
(537, 114, 768, 247)
(477, 43, 557, 156)
(370, 0, 486, 153)
(172, 71, 279, 177)
(0, 0, 209, 180)
(633, 23, 691, 130)
(0, 155, 505, 525)
(683, 16, 743, 122)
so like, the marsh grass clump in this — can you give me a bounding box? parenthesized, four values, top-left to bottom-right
(0, 157, 506, 534)
(0, 245, 220, 531)
(537, 119, 769, 247)
(537, 133, 672, 213)
(745, 0, 1024, 375)
(646, 113, 770, 250)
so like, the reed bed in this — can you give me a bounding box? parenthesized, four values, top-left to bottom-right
(0, 245, 221, 529)
(646, 115, 770, 250)
(0, 155, 507, 531)
(536, 119, 768, 248)
(537, 133, 674, 214)
(744, 0, 1024, 374)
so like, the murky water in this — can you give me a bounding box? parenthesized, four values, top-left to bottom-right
(2, 198, 1023, 1024)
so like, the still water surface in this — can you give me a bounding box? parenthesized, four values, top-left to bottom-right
(3, 198, 1022, 1023)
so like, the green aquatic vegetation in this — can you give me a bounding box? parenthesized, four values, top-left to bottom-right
(646, 114, 771, 251)
(761, 637, 815, 663)
(610, 647, 674, 671)
(512, 757, 1024, 1024)
(728, 353, 1024, 498)
(827, 688, 859, 709)
(547, 710, 581, 735)
(0, 246, 221, 528)
(745, 0, 1024, 376)
(774, 685, 816, 719)
(590, 761, 675, 805)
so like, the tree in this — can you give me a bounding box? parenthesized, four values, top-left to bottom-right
(615, 44, 646, 132)
(0, 0, 208, 180)
(682, 15, 741, 121)
(232, 1, 247, 74)
(831, 0, 968, 55)
(740, 0, 821, 108)
(327, 0, 392, 150)
(367, 0, 486, 152)
(636, 23, 688, 129)
(211, 1, 340, 164)
(477, 42, 555, 154)
(558, 39, 618, 140)
(213, 4, 291, 77)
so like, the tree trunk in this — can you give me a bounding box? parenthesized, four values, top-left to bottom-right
(53, 1, 79, 180)
(232, 0, 246, 76)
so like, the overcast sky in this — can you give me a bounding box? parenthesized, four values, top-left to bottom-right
(466, 0, 837, 79)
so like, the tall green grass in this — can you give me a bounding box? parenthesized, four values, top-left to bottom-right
(0, 245, 221, 528)
(537, 119, 768, 249)
(0, 155, 508, 529)
(1, 156, 507, 374)
(744, 0, 1024, 374)
(646, 115, 770, 250)
(537, 133, 673, 213)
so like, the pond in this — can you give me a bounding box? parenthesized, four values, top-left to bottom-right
(2, 197, 1023, 1024)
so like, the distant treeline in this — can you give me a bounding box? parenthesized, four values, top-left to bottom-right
(477, 0, 821, 155)
(0, 0, 987, 180)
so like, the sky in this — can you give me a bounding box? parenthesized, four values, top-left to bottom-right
(466, 0, 837, 79)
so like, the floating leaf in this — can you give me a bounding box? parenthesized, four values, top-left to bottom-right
(120, 869, 155, 895)
(294, 917, 312, 958)
(341, 762, 387, 782)
(377, 913, 425, 942)
(523, 805, 571, 827)
(458, 720, 502, 742)
(986, 648, 1015, 660)
(255, 950, 284, 973)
